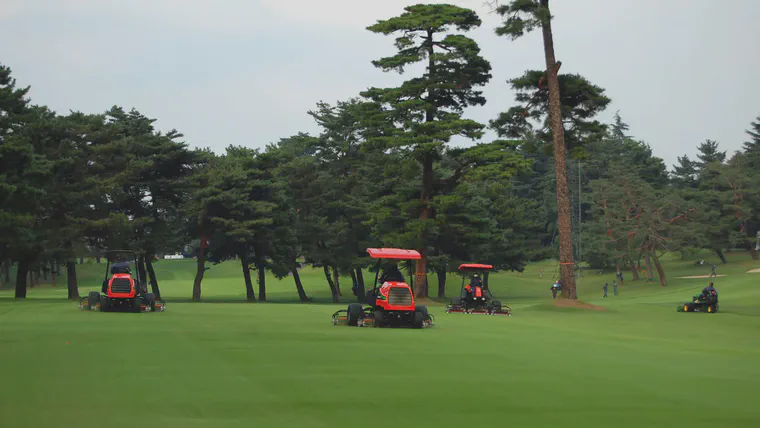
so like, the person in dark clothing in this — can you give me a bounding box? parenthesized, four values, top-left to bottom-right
(110, 262, 131, 275)
(471, 274, 482, 288)
(379, 265, 404, 284)
(702, 282, 718, 302)
(603, 283, 608, 298)
(711, 264, 717, 278)
(612, 280, 619, 296)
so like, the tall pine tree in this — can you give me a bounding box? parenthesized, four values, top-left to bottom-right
(363, 4, 492, 297)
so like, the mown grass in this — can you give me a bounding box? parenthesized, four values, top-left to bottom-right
(1, 251, 758, 427)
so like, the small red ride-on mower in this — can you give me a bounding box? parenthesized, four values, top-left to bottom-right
(79, 250, 166, 312)
(332, 248, 434, 328)
(445, 264, 511, 316)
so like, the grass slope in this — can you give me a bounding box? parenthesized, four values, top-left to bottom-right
(1, 251, 759, 427)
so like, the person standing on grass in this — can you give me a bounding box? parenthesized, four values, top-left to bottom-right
(711, 264, 717, 278)
(603, 282, 608, 298)
(613, 280, 618, 296)
(616, 270, 624, 285)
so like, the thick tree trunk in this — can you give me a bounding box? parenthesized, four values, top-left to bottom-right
(79, 256, 84, 265)
(241, 254, 256, 301)
(436, 267, 446, 298)
(323, 266, 340, 303)
(96, 255, 101, 264)
(652, 255, 667, 286)
(145, 253, 161, 298)
(137, 257, 148, 293)
(416, 152, 433, 298)
(629, 257, 639, 281)
(332, 266, 342, 296)
(292, 263, 308, 302)
(51, 264, 57, 288)
(645, 253, 654, 281)
(15, 259, 28, 298)
(541, 0, 576, 299)
(42, 264, 48, 281)
(746, 241, 758, 260)
(66, 261, 79, 300)
(715, 249, 727, 264)
(3, 260, 10, 286)
(354, 268, 365, 301)
(192, 244, 205, 301)
(256, 260, 266, 302)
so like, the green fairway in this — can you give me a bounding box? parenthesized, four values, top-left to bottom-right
(2, 253, 760, 427)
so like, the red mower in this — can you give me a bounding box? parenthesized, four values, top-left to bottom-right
(79, 250, 166, 312)
(332, 248, 434, 328)
(445, 264, 511, 316)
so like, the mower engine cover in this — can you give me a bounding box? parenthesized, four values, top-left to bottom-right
(374, 281, 415, 311)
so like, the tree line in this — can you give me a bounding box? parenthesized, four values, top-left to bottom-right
(1, 2, 758, 301)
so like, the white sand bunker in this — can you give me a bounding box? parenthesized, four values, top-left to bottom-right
(677, 274, 727, 279)
(746, 268, 760, 274)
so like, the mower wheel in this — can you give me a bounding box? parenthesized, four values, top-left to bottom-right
(132, 296, 142, 313)
(450, 297, 462, 306)
(374, 309, 384, 327)
(99, 296, 109, 312)
(491, 300, 502, 312)
(87, 291, 100, 310)
(144, 293, 156, 312)
(413, 305, 430, 328)
(347, 303, 363, 326)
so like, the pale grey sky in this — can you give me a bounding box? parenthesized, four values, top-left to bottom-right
(1, 0, 758, 169)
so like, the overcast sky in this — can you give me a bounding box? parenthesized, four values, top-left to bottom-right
(2, 0, 758, 169)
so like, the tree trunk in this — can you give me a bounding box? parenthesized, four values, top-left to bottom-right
(15, 259, 28, 298)
(256, 260, 266, 302)
(3, 260, 10, 286)
(66, 261, 79, 300)
(144, 253, 161, 298)
(354, 267, 365, 301)
(746, 241, 759, 260)
(416, 152, 433, 298)
(192, 243, 206, 301)
(652, 255, 667, 286)
(292, 263, 308, 302)
(323, 266, 340, 303)
(333, 266, 342, 296)
(79, 256, 84, 265)
(436, 267, 446, 298)
(645, 252, 654, 281)
(629, 257, 639, 281)
(51, 263, 57, 288)
(541, 0, 576, 299)
(28, 270, 33, 288)
(137, 256, 148, 293)
(715, 249, 727, 264)
(96, 255, 101, 264)
(241, 254, 256, 301)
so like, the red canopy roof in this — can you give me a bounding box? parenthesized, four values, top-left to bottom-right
(367, 248, 421, 260)
(458, 263, 493, 270)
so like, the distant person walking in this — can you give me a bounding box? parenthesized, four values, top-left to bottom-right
(603, 283, 608, 298)
(616, 271, 624, 285)
(539, 268, 544, 279)
(711, 264, 717, 278)
(613, 280, 619, 296)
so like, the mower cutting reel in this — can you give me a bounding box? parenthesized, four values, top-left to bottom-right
(79, 250, 166, 313)
(332, 248, 434, 329)
(445, 263, 511, 316)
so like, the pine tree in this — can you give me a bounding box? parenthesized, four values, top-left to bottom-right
(363, 4, 492, 297)
(493, 0, 588, 298)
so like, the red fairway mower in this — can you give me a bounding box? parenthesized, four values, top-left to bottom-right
(332, 248, 434, 328)
(79, 250, 166, 313)
(445, 264, 511, 316)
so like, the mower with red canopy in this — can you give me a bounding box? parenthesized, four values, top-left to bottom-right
(332, 248, 434, 328)
(445, 263, 511, 316)
(79, 250, 166, 313)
